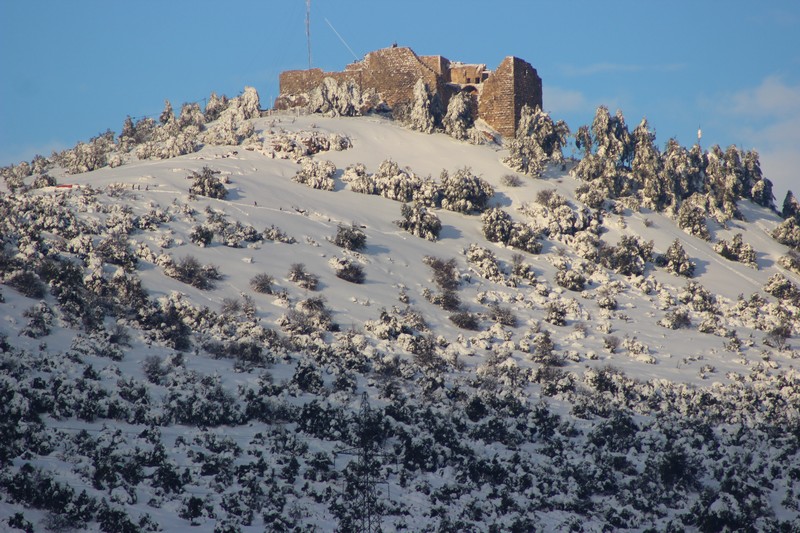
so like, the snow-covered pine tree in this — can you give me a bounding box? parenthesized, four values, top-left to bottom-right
(503, 106, 569, 177)
(204, 91, 229, 123)
(407, 79, 435, 133)
(159, 100, 175, 125)
(657, 239, 695, 277)
(631, 118, 668, 209)
(782, 191, 800, 221)
(443, 91, 474, 140)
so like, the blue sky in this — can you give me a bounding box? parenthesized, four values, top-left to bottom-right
(1, 0, 798, 200)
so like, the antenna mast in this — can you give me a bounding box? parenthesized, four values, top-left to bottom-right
(305, 0, 312, 69)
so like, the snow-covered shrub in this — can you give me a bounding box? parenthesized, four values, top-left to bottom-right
(598, 235, 653, 276)
(488, 304, 517, 327)
(288, 263, 319, 290)
(439, 167, 494, 214)
(535, 189, 567, 210)
(481, 208, 543, 254)
(395, 203, 441, 241)
(778, 250, 800, 276)
(555, 267, 586, 291)
(449, 310, 480, 330)
(603, 335, 621, 353)
(188, 167, 227, 199)
(332, 223, 366, 251)
(443, 91, 475, 140)
(263, 225, 296, 244)
(656, 239, 695, 277)
(21, 302, 54, 338)
(763, 273, 799, 302)
(189, 224, 214, 247)
(250, 273, 274, 294)
(292, 159, 336, 191)
(280, 296, 336, 335)
(31, 173, 56, 189)
(772, 218, 800, 250)
(714, 233, 757, 268)
(423, 288, 461, 311)
(163, 371, 241, 426)
(341, 162, 367, 183)
(575, 182, 606, 209)
(465, 244, 505, 284)
(329, 257, 365, 284)
(658, 307, 692, 329)
(164, 255, 222, 290)
(96, 234, 138, 270)
(545, 301, 567, 326)
(678, 281, 718, 313)
(501, 174, 523, 187)
(423, 256, 460, 291)
(375, 160, 424, 202)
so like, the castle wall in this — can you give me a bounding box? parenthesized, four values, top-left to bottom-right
(478, 56, 542, 137)
(276, 47, 542, 137)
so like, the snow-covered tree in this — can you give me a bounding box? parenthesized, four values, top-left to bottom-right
(189, 167, 227, 199)
(439, 167, 494, 213)
(677, 195, 711, 240)
(159, 100, 175, 125)
(292, 159, 336, 191)
(395, 203, 441, 241)
(204, 91, 229, 123)
(442, 91, 475, 140)
(782, 190, 800, 221)
(656, 239, 695, 277)
(407, 79, 435, 133)
(631, 118, 668, 209)
(503, 106, 569, 177)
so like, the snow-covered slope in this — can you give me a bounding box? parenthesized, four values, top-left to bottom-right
(1, 111, 799, 532)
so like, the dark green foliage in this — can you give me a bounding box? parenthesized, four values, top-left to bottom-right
(333, 223, 367, 251)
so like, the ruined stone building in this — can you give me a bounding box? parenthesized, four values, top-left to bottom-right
(274, 46, 542, 138)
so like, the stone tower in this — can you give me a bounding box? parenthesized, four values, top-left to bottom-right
(478, 56, 543, 138)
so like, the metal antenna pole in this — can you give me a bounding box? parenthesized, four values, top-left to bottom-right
(306, 0, 312, 68)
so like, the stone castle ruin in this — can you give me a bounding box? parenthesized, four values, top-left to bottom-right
(275, 46, 542, 138)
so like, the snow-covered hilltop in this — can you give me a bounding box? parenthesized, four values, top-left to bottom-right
(1, 87, 800, 532)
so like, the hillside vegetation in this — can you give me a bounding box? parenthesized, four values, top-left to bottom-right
(1, 87, 800, 532)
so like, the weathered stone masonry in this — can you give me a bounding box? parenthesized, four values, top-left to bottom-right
(275, 46, 542, 138)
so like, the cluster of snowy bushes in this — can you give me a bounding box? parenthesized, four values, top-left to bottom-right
(265, 128, 352, 160)
(0, 88, 262, 186)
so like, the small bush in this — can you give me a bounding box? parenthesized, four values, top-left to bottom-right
(189, 224, 214, 247)
(333, 223, 367, 251)
(658, 308, 692, 330)
(293, 159, 336, 190)
(603, 335, 620, 353)
(449, 310, 480, 330)
(331, 258, 366, 284)
(555, 268, 586, 291)
(501, 174, 523, 187)
(166, 255, 222, 290)
(250, 273, 274, 294)
(536, 189, 567, 210)
(288, 263, 319, 290)
(423, 256, 460, 291)
(489, 304, 517, 327)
